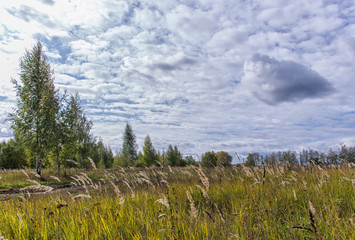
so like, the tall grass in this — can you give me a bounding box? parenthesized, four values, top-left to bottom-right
(0, 164, 354, 239)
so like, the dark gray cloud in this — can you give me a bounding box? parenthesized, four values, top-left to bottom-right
(6, 5, 57, 28)
(243, 54, 335, 105)
(38, 0, 55, 6)
(152, 58, 196, 72)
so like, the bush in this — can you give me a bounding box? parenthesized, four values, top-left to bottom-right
(201, 151, 217, 167)
(0, 139, 27, 169)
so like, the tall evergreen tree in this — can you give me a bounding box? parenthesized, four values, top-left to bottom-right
(166, 145, 184, 166)
(121, 123, 138, 166)
(143, 135, 157, 166)
(10, 41, 58, 176)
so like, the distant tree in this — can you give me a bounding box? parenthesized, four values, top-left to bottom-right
(201, 151, 217, 167)
(95, 138, 114, 168)
(339, 145, 350, 162)
(245, 153, 258, 167)
(264, 153, 276, 165)
(60, 93, 92, 169)
(216, 151, 233, 167)
(348, 146, 355, 163)
(10, 41, 58, 176)
(326, 148, 338, 164)
(166, 145, 183, 166)
(0, 139, 27, 169)
(136, 151, 146, 167)
(319, 152, 326, 164)
(281, 150, 298, 165)
(185, 155, 198, 166)
(309, 149, 320, 164)
(299, 149, 309, 165)
(174, 146, 186, 166)
(143, 135, 158, 166)
(121, 123, 138, 166)
(104, 147, 114, 168)
(166, 145, 174, 166)
(157, 150, 166, 167)
(113, 150, 123, 167)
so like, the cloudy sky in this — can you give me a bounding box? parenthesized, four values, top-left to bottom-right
(1, 0, 354, 160)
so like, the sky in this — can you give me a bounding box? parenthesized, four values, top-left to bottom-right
(0, 0, 354, 161)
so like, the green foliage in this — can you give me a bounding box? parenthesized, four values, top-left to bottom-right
(156, 151, 165, 167)
(215, 151, 232, 167)
(10, 41, 59, 175)
(135, 151, 146, 167)
(142, 135, 158, 166)
(339, 145, 355, 163)
(184, 155, 198, 166)
(0, 165, 354, 239)
(101, 145, 114, 169)
(327, 148, 338, 164)
(61, 93, 92, 165)
(0, 139, 27, 169)
(166, 145, 186, 166)
(7, 41, 105, 173)
(201, 151, 217, 167)
(93, 138, 114, 169)
(121, 123, 138, 167)
(245, 152, 258, 167)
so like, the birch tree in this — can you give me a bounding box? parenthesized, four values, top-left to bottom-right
(10, 41, 58, 176)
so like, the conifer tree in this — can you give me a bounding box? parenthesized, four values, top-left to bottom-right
(143, 135, 157, 166)
(121, 123, 138, 166)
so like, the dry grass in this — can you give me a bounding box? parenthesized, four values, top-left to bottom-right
(0, 164, 354, 239)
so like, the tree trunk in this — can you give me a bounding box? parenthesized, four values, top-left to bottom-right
(36, 142, 42, 176)
(57, 150, 61, 175)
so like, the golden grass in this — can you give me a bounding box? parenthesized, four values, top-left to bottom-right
(0, 164, 354, 239)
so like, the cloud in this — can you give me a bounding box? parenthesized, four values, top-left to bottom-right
(151, 57, 196, 72)
(1, 0, 355, 159)
(38, 0, 55, 6)
(242, 54, 335, 105)
(166, 4, 218, 46)
(6, 5, 58, 28)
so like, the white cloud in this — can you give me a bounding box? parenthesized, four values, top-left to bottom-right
(0, 0, 354, 158)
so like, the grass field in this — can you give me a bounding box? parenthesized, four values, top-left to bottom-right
(0, 164, 354, 239)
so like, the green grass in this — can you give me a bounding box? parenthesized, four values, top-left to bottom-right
(0, 164, 354, 239)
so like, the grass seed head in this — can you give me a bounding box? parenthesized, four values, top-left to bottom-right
(73, 194, 92, 200)
(196, 184, 209, 199)
(66, 159, 79, 166)
(309, 201, 317, 216)
(21, 170, 30, 179)
(123, 180, 135, 199)
(155, 195, 170, 209)
(49, 176, 61, 182)
(109, 181, 124, 204)
(194, 167, 209, 191)
(186, 190, 198, 220)
(88, 157, 97, 169)
(293, 189, 297, 200)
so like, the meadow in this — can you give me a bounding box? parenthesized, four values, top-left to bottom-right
(0, 164, 354, 240)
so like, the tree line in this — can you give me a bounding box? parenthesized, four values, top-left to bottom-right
(112, 123, 233, 168)
(244, 145, 355, 166)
